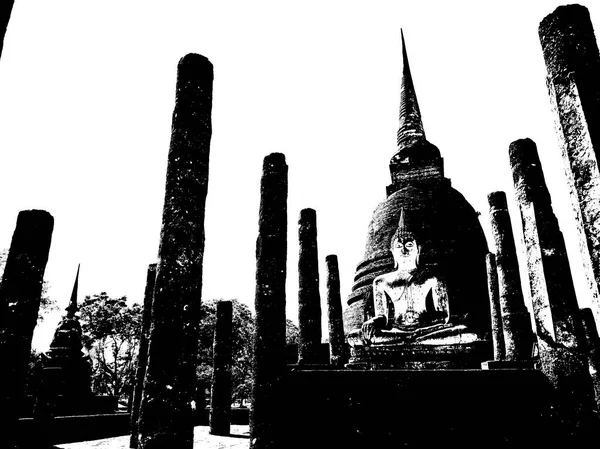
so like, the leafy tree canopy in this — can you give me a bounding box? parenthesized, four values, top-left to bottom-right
(78, 292, 142, 398)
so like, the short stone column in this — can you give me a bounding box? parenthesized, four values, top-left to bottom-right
(539, 4, 600, 325)
(129, 263, 157, 449)
(250, 153, 288, 449)
(297, 208, 322, 365)
(210, 300, 233, 436)
(0, 210, 54, 449)
(509, 137, 586, 349)
(581, 307, 600, 410)
(138, 53, 213, 449)
(486, 253, 505, 361)
(326, 255, 346, 367)
(487, 192, 533, 361)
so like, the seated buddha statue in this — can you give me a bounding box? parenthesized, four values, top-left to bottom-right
(360, 210, 477, 346)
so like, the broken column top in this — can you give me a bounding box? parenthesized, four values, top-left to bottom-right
(539, 4, 600, 79)
(508, 138, 550, 204)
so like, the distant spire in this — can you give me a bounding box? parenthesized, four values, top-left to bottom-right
(65, 264, 80, 318)
(397, 30, 426, 148)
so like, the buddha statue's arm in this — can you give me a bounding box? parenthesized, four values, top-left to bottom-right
(361, 276, 389, 341)
(372, 276, 389, 321)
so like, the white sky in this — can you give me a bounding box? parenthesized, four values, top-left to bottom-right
(0, 1, 598, 351)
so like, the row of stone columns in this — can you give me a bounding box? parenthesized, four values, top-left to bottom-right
(485, 136, 599, 442)
(125, 52, 349, 449)
(297, 208, 347, 366)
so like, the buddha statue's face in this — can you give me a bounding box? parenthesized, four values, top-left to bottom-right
(391, 235, 419, 272)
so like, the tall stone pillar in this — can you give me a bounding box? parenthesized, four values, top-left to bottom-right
(210, 300, 233, 436)
(138, 53, 213, 449)
(297, 208, 322, 365)
(487, 192, 533, 361)
(250, 153, 288, 449)
(509, 138, 586, 348)
(0, 210, 54, 449)
(509, 138, 596, 439)
(325, 255, 346, 367)
(539, 4, 600, 325)
(0, 0, 14, 58)
(486, 253, 505, 361)
(581, 307, 600, 409)
(130, 263, 157, 449)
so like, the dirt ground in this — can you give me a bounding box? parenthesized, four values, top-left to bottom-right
(56, 425, 250, 449)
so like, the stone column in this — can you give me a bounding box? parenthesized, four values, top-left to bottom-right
(487, 192, 533, 361)
(210, 300, 233, 436)
(509, 138, 586, 349)
(539, 5, 600, 325)
(0, 0, 14, 58)
(250, 153, 288, 449)
(581, 307, 600, 409)
(486, 253, 505, 361)
(297, 208, 322, 365)
(138, 53, 213, 449)
(129, 263, 157, 449)
(326, 255, 346, 367)
(509, 139, 597, 439)
(0, 210, 54, 449)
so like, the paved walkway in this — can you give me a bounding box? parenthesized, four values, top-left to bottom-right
(57, 425, 250, 449)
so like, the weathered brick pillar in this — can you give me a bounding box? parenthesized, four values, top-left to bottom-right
(581, 307, 600, 409)
(509, 138, 586, 348)
(486, 253, 505, 361)
(297, 208, 322, 365)
(325, 255, 346, 367)
(130, 263, 157, 449)
(210, 300, 233, 436)
(509, 138, 596, 439)
(487, 192, 533, 361)
(138, 53, 213, 449)
(0, 210, 54, 449)
(0, 0, 14, 58)
(250, 153, 288, 449)
(539, 4, 600, 325)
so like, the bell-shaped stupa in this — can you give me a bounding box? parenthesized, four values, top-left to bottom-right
(345, 32, 491, 368)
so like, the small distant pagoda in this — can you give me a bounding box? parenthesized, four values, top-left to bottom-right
(43, 265, 93, 413)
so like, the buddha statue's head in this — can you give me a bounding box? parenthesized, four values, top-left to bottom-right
(391, 209, 420, 272)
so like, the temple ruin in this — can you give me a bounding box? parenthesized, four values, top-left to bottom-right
(5, 3, 600, 449)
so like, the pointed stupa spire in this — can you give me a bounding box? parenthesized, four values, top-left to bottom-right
(396, 30, 426, 149)
(65, 264, 80, 319)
